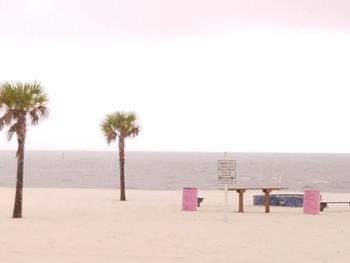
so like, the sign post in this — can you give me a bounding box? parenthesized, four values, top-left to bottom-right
(218, 160, 236, 221)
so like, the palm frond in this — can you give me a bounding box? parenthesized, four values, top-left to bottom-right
(29, 106, 49, 125)
(7, 122, 19, 141)
(101, 115, 118, 144)
(0, 110, 16, 131)
(29, 108, 39, 125)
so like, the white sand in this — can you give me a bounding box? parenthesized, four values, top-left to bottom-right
(1, 187, 350, 263)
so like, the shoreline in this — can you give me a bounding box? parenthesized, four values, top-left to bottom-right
(2, 185, 350, 194)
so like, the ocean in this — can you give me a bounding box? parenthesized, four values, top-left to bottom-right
(0, 151, 350, 192)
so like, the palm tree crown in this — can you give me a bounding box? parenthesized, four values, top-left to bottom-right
(0, 81, 48, 139)
(101, 111, 140, 143)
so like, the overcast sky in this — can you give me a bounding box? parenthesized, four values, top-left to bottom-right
(0, 0, 350, 152)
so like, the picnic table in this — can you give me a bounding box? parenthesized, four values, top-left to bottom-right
(228, 187, 287, 213)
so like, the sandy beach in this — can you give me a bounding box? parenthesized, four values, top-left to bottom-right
(1, 187, 350, 263)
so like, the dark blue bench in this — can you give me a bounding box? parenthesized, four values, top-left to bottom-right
(253, 194, 304, 207)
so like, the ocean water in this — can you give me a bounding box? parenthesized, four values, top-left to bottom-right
(0, 151, 350, 192)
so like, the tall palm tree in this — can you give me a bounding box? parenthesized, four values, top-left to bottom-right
(101, 111, 140, 201)
(0, 81, 49, 218)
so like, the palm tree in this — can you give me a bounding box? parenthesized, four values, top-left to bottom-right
(0, 81, 49, 218)
(101, 111, 140, 201)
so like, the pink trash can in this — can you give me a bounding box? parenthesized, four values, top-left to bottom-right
(182, 188, 198, 211)
(303, 190, 320, 215)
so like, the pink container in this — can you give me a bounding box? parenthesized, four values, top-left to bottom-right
(182, 188, 198, 211)
(303, 190, 320, 215)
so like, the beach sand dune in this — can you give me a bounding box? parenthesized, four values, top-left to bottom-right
(1, 188, 350, 262)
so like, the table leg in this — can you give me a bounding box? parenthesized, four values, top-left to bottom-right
(236, 189, 246, 213)
(262, 189, 272, 213)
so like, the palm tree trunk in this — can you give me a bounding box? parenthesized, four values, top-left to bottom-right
(13, 117, 26, 218)
(118, 137, 126, 201)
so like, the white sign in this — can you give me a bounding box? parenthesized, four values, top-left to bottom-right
(218, 160, 236, 184)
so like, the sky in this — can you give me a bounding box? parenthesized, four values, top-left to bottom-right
(0, 0, 350, 153)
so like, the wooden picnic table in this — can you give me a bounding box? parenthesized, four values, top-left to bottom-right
(228, 187, 287, 213)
